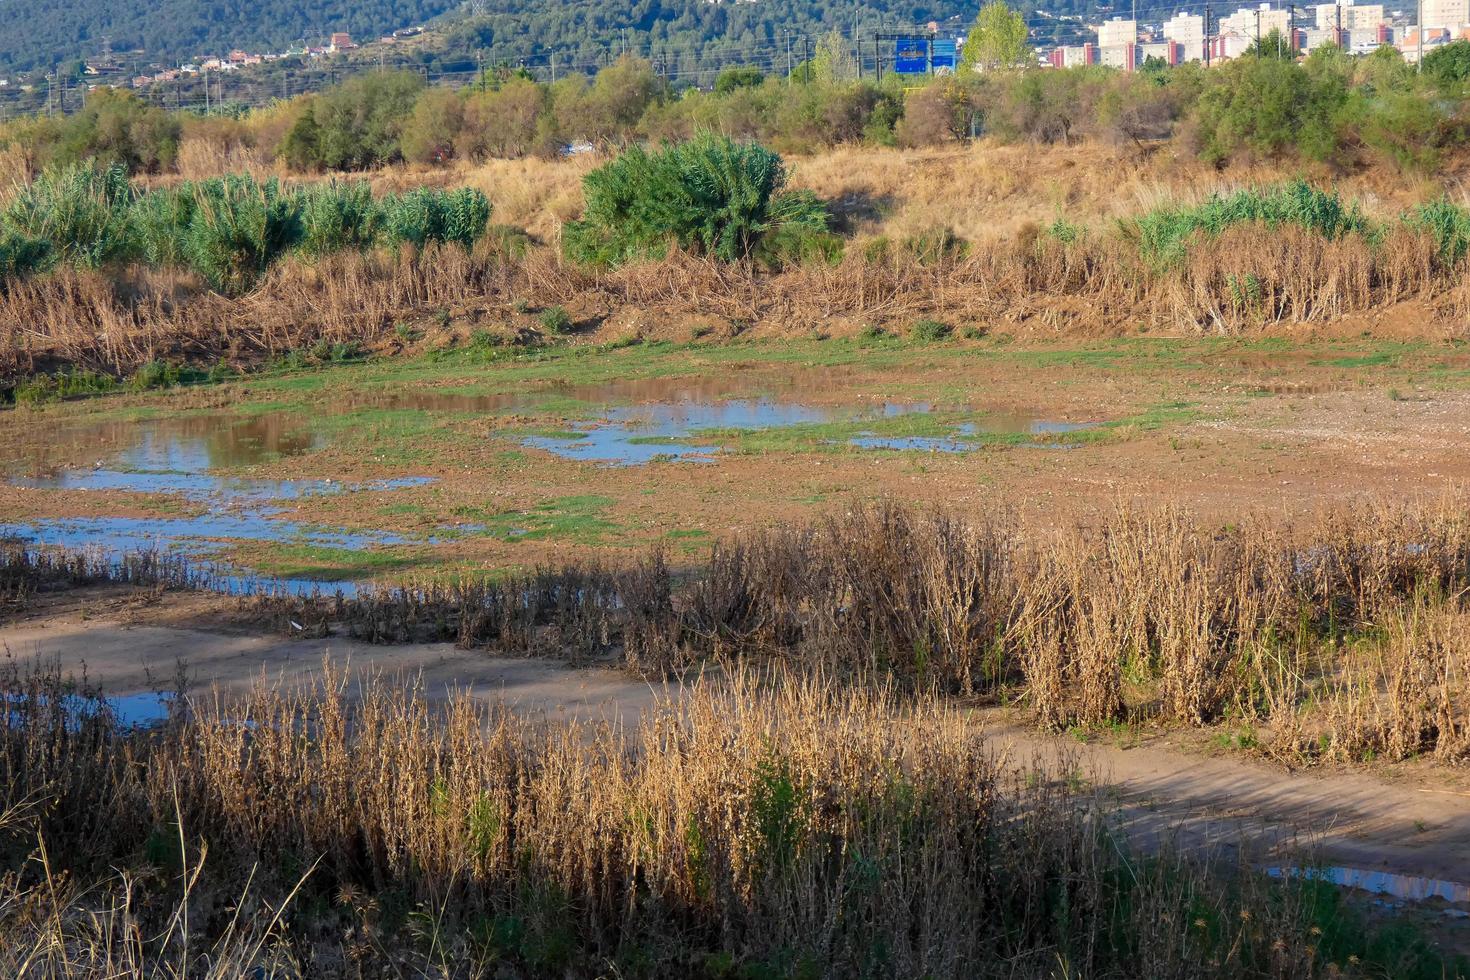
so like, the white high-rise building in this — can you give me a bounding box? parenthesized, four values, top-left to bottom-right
(1421, 0, 1469, 30)
(1163, 11, 1206, 59)
(1220, 3, 1292, 39)
(1314, 1, 1387, 29)
(1098, 17, 1139, 47)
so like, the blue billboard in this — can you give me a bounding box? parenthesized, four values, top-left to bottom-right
(931, 38, 957, 70)
(894, 38, 930, 73)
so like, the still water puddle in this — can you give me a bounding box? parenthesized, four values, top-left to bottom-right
(3, 377, 1098, 589)
(3, 416, 430, 594)
(518, 399, 1096, 466)
(1266, 866, 1470, 905)
(5, 691, 177, 731)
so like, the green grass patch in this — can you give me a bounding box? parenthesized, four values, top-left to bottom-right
(454, 495, 623, 545)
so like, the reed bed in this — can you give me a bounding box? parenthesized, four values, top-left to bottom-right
(7, 215, 1469, 388)
(9, 493, 1470, 766)
(0, 663, 1458, 978)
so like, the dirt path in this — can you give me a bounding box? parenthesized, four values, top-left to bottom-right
(5, 603, 1469, 917)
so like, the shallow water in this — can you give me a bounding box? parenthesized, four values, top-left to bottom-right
(522, 399, 927, 464)
(5, 691, 177, 731)
(3, 414, 430, 594)
(1266, 866, 1470, 905)
(518, 398, 1096, 465)
(3, 377, 1098, 589)
(849, 419, 1095, 454)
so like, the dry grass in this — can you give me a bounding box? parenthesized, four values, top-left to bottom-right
(0, 661, 1454, 977)
(10, 140, 1470, 387)
(12, 491, 1469, 769)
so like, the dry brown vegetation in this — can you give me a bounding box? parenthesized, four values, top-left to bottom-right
(9, 493, 1470, 769)
(6, 215, 1470, 385)
(1, 661, 1458, 978)
(10, 140, 1470, 388)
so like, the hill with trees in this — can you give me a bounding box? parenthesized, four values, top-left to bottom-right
(0, 0, 459, 75)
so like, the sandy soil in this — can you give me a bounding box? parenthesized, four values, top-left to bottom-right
(7, 340, 1470, 582)
(5, 585, 1469, 933)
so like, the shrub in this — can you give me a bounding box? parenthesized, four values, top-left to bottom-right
(562, 132, 830, 266)
(911, 319, 953, 342)
(1, 162, 136, 268)
(298, 180, 381, 255)
(49, 88, 180, 174)
(1191, 51, 1351, 163)
(0, 232, 51, 287)
(400, 87, 465, 165)
(378, 186, 492, 249)
(183, 174, 303, 295)
(538, 305, 573, 333)
(715, 66, 765, 94)
(1406, 198, 1470, 265)
(1128, 181, 1371, 265)
(1422, 39, 1470, 86)
(461, 78, 552, 159)
(285, 71, 426, 171)
(896, 79, 976, 147)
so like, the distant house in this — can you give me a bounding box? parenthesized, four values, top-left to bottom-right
(329, 32, 356, 51)
(228, 49, 249, 64)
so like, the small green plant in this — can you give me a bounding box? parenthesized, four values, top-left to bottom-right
(1044, 216, 1084, 245)
(910, 319, 952, 342)
(538, 306, 573, 334)
(858, 324, 887, 342)
(11, 367, 117, 403)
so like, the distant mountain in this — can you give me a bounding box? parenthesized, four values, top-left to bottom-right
(0, 0, 460, 74)
(0, 0, 1108, 87)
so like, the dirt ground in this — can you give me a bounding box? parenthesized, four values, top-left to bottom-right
(5, 337, 1470, 582)
(5, 583, 1470, 950)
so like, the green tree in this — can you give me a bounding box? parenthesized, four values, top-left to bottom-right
(715, 66, 764, 94)
(1422, 39, 1470, 86)
(961, 1, 1032, 73)
(812, 30, 858, 84)
(400, 87, 465, 164)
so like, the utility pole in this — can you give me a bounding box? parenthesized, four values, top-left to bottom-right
(551, 53, 557, 83)
(1418, 0, 1424, 67)
(1205, 1, 1213, 66)
(785, 32, 792, 83)
(1336, 2, 1342, 46)
(204, 69, 210, 114)
(1256, 7, 1262, 43)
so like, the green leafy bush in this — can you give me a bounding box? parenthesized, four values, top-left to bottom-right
(910, 319, 953, 342)
(1, 162, 136, 268)
(1128, 181, 1371, 265)
(298, 180, 381, 255)
(0, 231, 52, 287)
(1191, 50, 1351, 164)
(379, 186, 493, 249)
(563, 132, 830, 267)
(183, 175, 304, 295)
(538, 305, 573, 334)
(1406, 198, 1470, 265)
